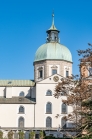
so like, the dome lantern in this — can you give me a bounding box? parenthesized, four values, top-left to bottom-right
(46, 13, 60, 43)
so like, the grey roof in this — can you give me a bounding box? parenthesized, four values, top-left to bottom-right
(0, 80, 35, 87)
(0, 97, 36, 104)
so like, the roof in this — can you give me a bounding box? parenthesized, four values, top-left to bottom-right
(46, 13, 59, 33)
(0, 80, 35, 87)
(34, 42, 72, 62)
(0, 97, 36, 104)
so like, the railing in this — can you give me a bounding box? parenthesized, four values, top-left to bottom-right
(0, 127, 77, 131)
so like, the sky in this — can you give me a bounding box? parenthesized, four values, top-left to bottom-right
(0, 0, 92, 79)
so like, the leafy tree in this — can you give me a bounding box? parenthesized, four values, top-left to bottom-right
(54, 43, 92, 138)
(77, 43, 92, 136)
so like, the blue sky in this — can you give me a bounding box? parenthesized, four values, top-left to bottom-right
(0, 0, 92, 79)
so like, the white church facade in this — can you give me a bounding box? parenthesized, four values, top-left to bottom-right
(0, 14, 74, 138)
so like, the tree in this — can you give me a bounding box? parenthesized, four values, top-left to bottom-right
(77, 43, 92, 137)
(54, 43, 92, 138)
(8, 130, 13, 139)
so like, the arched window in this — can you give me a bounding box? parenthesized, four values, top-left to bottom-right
(19, 106, 24, 113)
(62, 103, 67, 113)
(46, 102, 52, 114)
(18, 117, 24, 128)
(19, 91, 24, 97)
(61, 117, 67, 129)
(46, 117, 52, 127)
(46, 90, 52, 96)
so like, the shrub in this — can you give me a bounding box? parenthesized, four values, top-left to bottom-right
(29, 131, 35, 139)
(39, 131, 44, 139)
(18, 131, 24, 139)
(0, 130, 3, 138)
(8, 130, 13, 139)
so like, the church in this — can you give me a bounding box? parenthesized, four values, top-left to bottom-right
(0, 14, 74, 138)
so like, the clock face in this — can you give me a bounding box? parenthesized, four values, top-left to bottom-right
(53, 76, 59, 82)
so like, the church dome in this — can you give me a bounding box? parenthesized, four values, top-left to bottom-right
(34, 13, 72, 63)
(34, 42, 72, 62)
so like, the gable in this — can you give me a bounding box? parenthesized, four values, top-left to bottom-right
(37, 74, 63, 84)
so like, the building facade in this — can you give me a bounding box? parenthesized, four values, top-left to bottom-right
(0, 14, 74, 138)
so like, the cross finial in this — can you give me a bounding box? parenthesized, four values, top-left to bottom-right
(52, 11, 54, 17)
(52, 11, 54, 27)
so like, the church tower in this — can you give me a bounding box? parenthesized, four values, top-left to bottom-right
(33, 14, 72, 82)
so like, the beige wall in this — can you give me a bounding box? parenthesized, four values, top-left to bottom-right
(34, 60, 72, 82)
(35, 74, 73, 128)
(0, 87, 36, 98)
(0, 75, 73, 132)
(0, 104, 34, 127)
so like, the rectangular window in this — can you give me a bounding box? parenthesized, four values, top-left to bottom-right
(66, 71, 69, 77)
(67, 122, 75, 128)
(39, 70, 43, 78)
(52, 69, 57, 75)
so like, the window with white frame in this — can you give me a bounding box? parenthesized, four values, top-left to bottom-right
(62, 103, 67, 113)
(52, 69, 57, 75)
(39, 70, 43, 78)
(46, 117, 52, 127)
(46, 90, 52, 96)
(38, 67, 43, 78)
(19, 106, 24, 114)
(19, 91, 24, 97)
(46, 102, 52, 113)
(66, 71, 69, 77)
(18, 117, 24, 128)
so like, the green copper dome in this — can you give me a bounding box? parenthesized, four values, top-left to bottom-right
(34, 42, 72, 62)
(34, 14, 72, 63)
